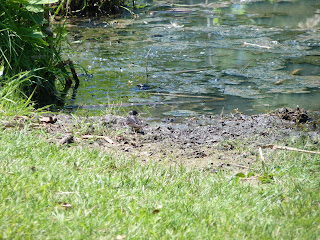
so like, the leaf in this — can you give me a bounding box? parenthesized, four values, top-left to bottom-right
(258, 174, 273, 184)
(26, 4, 44, 13)
(247, 172, 255, 177)
(25, 0, 60, 12)
(25, 30, 45, 39)
(115, 235, 127, 240)
(8, 0, 30, 4)
(152, 209, 160, 214)
(56, 202, 72, 209)
(28, 0, 60, 4)
(235, 173, 245, 178)
(16, 27, 47, 44)
(234, 176, 240, 184)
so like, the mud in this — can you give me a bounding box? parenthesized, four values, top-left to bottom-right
(41, 107, 319, 174)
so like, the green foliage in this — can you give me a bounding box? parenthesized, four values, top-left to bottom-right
(0, 71, 35, 115)
(0, 0, 126, 108)
(0, 0, 55, 74)
(55, 0, 125, 17)
(0, 0, 74, 107)
(0, 70, 51, 116)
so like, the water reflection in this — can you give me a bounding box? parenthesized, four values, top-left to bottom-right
(65, 0, 320, 118)
(299, 9, 320, 29)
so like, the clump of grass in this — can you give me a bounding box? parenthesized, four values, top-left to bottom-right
(0, 126, 319, 239)
(0, 0, 80, 107)
(0, 71, 54, 121)
(0, 71, 37, 117)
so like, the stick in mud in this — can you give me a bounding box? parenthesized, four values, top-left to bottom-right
(262, 145, 320, 154)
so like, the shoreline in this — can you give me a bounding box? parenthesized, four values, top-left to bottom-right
(13, 107, 317, 172)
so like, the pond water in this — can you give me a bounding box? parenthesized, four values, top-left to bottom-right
(65, 0, 320, 119)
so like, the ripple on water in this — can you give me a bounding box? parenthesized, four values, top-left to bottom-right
(66, 0, 320, 118)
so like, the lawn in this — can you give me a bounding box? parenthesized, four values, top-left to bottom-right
(0, 125, 319, 239)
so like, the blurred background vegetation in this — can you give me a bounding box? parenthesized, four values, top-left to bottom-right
(56, 0, 125, 16)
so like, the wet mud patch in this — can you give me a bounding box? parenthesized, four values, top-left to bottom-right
(36, 108, 320, 175)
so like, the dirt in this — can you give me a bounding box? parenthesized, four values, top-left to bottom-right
(37, 107, 320, 175)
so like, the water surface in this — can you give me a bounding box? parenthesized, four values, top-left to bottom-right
(65, 0, 320, 118)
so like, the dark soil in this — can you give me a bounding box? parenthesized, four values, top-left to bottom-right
(41, 107, 320, 174)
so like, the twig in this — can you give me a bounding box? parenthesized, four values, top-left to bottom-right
(1, 121, 40, 129)
(145, 48, 151, 80)
(228, 163, 249, 169)
(68, 60, 80, 89)
(56, 192, 78, 194)
(82, 135, 114, 144)
(13, 115, 29, 120)
(262, 144, 320, 154)
(120, 6, 136, 18)
(289, 69, 302, 76)
(1, 121, 25, 128)
(220, 107, 224, 119)
(169, 68, 210, 73)
(151, 92, 224, 100)
(243, 42, 271, 49)
(65, 226, 73, 233)
(239, 177, 257, 181)
(258, 147, 265, 162)
(274, 79, 287, 85)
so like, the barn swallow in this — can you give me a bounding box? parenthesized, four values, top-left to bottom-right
(126, 110, 144, 131)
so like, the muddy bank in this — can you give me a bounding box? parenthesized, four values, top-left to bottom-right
(37, 108, 319, 174)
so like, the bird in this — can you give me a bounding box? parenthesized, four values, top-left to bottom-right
(126, 110, 144, 131)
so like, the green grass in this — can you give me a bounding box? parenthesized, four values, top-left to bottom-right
(0, 125, 319, 239)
